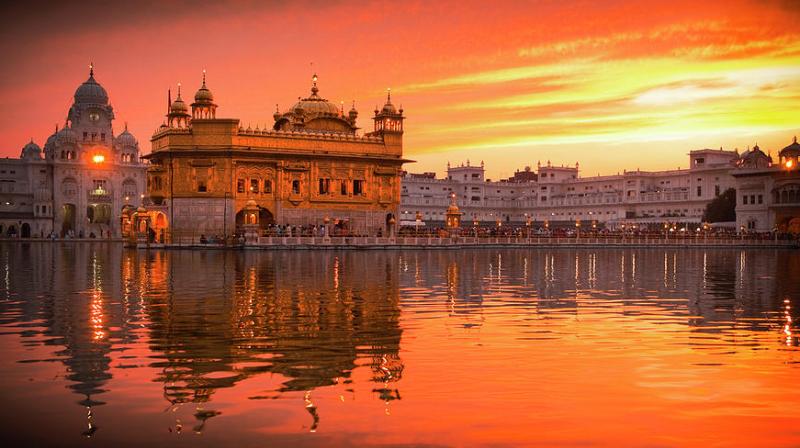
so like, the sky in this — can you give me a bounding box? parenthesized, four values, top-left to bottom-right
(0, 0, 799, 179)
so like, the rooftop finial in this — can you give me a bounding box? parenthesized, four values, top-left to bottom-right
(387, 87, 391, 102)
(794, 136, 797, 144)
(124, 122, 128, 131)
(275, 103, 280, 113)
(89, 62, 94, 77)
(202, 69, 207, 87)
(310, 72, 319, 96)
(177, 82, 182, 99)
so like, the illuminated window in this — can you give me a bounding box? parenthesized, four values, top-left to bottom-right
(250, 179, 259, 193)
(264, 180, 272, 193)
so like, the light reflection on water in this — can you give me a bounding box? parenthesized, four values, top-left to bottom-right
(0, 243, 799, 447)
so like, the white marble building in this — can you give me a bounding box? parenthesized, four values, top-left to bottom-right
(732, 138, 800, 233)
(400, 149, 741, 228)
(0, 67, 147, 238)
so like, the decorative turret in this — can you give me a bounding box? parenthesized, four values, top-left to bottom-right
(191, 70, 217, 119)
(167, 84, 191, 128)
(372, 88, 404, 134)
(348, 100, 358, 124)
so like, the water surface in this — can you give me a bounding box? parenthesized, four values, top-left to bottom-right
(0, 243, 798, 447)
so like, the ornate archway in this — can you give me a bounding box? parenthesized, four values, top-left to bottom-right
(235, 206, 273, 231)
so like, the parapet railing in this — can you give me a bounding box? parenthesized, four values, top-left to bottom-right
(163, 234, 798, 248)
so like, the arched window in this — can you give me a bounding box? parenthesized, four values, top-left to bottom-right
(291, 180, 300, 194)
(264, 179, 272, 194)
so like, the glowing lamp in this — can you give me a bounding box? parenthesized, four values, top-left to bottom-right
(786, 159, 795, 169)
(92, 154, 105, 164)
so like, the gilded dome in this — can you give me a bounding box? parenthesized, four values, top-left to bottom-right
(289, 74, 341, 117)
(194, 71, 214, 103)
(74, 66, 109, 105)
(170, 96, 189, 114)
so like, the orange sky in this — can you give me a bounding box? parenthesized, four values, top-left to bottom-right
(1, 0, 799, 178)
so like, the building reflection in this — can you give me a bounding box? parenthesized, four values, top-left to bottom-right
(1, 243, 798, 437)
(124, 250, 404, 431)
(395, 248, 800, 337)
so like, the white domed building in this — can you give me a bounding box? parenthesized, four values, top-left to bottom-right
(0, 66, 147, 238)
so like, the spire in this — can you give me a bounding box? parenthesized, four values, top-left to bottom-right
(89, 61, 94, 78)
(124, 122, 128, 132)
(167, 88, 171, 114)
(310, 73, 319, 96)
(177, 82, 182, 100)
(387, 87, 392, 103)
(202, 69, 207, 88)
(794, 136, 797, 144)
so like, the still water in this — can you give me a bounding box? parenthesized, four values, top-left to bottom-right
(0, 243, 798, 447)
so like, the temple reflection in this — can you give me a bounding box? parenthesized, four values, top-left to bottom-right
(0, 242, 798, 439)
(123, 249, 405, 432)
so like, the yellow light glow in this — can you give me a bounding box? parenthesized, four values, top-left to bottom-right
(92, 154, 105, 164)
(787, 159, 795, 169)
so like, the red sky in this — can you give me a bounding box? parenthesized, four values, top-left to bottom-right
(1, 0, 799, 178)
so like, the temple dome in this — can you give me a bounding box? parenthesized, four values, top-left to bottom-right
(116, 126, 137, 147)
(74, 66, 108, 105)
(170, 96, 188, 114)
(55, 126, 78, 144)
(20, 140, 42, 160)
(780, 136, 800, 159)
(289, 74, 340, 117)
(194, 76, 214, 103)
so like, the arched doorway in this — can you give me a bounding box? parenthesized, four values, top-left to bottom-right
(385, 213, 395, 236)
(6, 225, 17, 237)
(152, 212, 168, 243)
(235, 206, 273, 232)
(21, 223, 31, 238)
(61, 204, 76, 236)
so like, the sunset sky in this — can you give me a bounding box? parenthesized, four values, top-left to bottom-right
(1, 0, 798, 178)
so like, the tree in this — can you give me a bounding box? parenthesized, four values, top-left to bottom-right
(702, 188, 736, 223)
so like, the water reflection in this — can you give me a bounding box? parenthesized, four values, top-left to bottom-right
(0, 243, 798, 446)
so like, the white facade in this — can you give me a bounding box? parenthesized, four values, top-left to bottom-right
(401, 149, 739, 228)
(732, 139, 800, 233)
(0, 67, 147, 238)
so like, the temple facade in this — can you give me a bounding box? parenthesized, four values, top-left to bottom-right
(142, 73, 408, 242)
(0, 66, 146, 238)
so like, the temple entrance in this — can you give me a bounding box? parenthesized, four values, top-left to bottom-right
(21, 223, 31, 238)
(235, 207, 273, 232)
(61, 204, 76, 236)
(152, 212, 168, 243)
